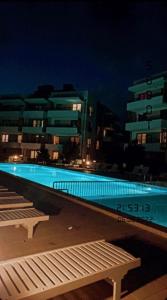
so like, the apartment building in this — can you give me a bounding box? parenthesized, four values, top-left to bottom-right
(125, 71, 167, 162)
(0, 85, 90, 162)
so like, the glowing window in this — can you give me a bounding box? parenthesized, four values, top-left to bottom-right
(52, 151, 59, 160)
(30, 150, 37, 159)
(71, 137, 80, 144)
(89, 106, 93, 116)
(137, 133, 146, 144)
(33, 120, 44, 127)
(103, 129, 106, 137)
(53, 136, 59, 144)
(2, 134, 9, 142)
(96, 140, 100, 149)
(160, 132, 167, 143)
(72, 104, 81, 111)
(87, 138, 91, 145)
(17, 135, 22, 143)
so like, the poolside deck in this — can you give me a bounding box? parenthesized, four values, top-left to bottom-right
(0, 171, 166, 300)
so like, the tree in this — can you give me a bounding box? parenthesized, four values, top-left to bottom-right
(63, 141, 80, 163)
(37, 145, 50, 164)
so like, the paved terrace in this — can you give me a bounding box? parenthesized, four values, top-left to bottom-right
(0, 171, 166, 300)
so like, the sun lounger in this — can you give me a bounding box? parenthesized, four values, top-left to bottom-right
(0, 240, 141, 300)
(0, 186, 8, 191)
(0, 198, 33, 209)
(0, 191, 24, 200)
(0, 208, 49, 239)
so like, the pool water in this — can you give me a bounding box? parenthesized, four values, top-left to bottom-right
(0, 163, 166, 229)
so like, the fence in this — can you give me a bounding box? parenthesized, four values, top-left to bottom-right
(52, 180, 149, 198)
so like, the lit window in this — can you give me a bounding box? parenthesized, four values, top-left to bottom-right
(53, 136, 59, 144)
(160, 132, 167, 143)
(2, 134, 9, 142)
(89, 106, 93, 116)
(96, 140, 100, 149)
(30, 150, 37, 159)
(72, 104, 81, 111)
(32, 120, 44, 127)
(71, 137, 80, 144)
(137, 133, 146, 144)
(75, 137, 80, 144)
(103, 129, 106, 137)
(97, 126, 100, 135)
(52, 151, 59, 160)
(17, 135, 22, 143)
(87, 138, 91, 146)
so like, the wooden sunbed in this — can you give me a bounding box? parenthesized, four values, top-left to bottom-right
(0, 186, 8, 191)
(0, 240, 141, 300)
(0, 198, 33, 209)
(0, 208, 49, 239)
(0, 191, 24, 200)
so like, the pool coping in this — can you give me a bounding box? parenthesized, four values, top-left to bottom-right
(0, 169, 166, 239)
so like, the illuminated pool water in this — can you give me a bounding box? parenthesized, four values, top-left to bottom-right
(0, 163, 166, 229)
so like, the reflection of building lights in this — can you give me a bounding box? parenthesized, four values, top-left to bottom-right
(13, 155, 18, 160)
(86, 160, 90, 166)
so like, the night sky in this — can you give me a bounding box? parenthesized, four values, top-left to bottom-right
(0, 1, 167, 120)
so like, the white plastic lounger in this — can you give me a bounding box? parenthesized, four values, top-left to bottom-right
(0, 198, 33, 209)
(0, 208, 49, 239)
(0, 240, 141, 300)
(0, 192, 24, 200)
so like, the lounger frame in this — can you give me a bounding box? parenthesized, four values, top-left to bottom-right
(0, 240, 141, 300)
(0, 208, 49, 239)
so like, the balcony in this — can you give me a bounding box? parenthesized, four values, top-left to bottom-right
(46, 127, 78, 136)
(0, 142, 21, 149)
(47, 110, 79, 120)
(21, 143, 41, 150)
(45, 144, 63, 151)
(22, 127, 44, 134)
(23, 111, 44, 118)
(127, 95, 166, 113)
(0, 111, 20, 118)
(0, 126, 19, 134)
(125, 119, 167, 132)
(144, 143, 161, 152)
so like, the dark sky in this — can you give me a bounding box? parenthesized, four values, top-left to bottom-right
(0, 1, 167, 120)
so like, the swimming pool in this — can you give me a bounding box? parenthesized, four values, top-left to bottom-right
(0, 163, 166, 229)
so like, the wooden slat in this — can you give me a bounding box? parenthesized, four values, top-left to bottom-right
(0, 240, 141, 300)
(0, 192, 24, 200)
(0, 198, 33, 209)
(44, 253, 74, 282)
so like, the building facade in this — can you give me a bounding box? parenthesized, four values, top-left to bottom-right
(0, 85, 89, 162)
(125, 71, 167, 162)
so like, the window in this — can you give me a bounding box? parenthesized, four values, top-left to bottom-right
(160, 131, 167, 144)
(103, 129, 106, 137)
(72, 104, 81, 111)
(30, 150, 38, 159)
(89, 106, 93, 116)
(87, 138, 91, 146)
(70, 137, 80, 144)
(2, 134, 9, 142)
(96, 140, 100, 150)
(137, 133, 146, 144)
(52, 151, 59, 160)
(17, 135, 22, 143)
(53, 136, 59, 144)
(32, 120, 44, 127)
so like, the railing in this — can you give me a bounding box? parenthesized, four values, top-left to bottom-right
(52, 180, 149, 198)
